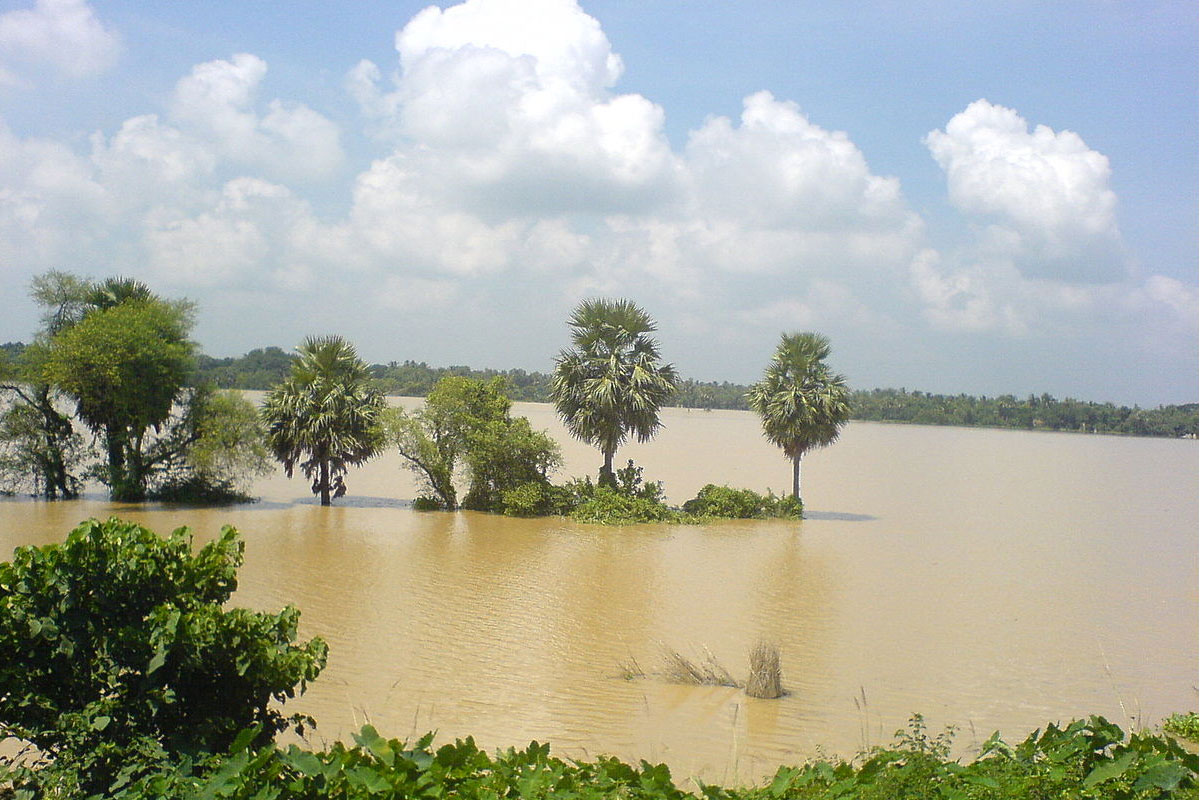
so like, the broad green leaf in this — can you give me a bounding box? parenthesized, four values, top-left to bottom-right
(1082, 750, 1137, 788)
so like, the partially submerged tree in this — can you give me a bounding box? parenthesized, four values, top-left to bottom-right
(391, 376, 560, 511)
(747, 332, 850, 504)
(42, 294, 197, 501)
(262, 336, 386, 505)
(550, 299, 678, 486)
(6, 271, 268, 502)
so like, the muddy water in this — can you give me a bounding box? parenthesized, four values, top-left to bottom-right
(1, 402, 1196, 784)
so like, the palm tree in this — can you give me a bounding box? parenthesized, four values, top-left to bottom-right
(262, 336, 385, 505)
(551, 299, 678, 485)
(747, 332, 850, 504)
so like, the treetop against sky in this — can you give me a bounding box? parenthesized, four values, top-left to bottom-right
(0, 0, 1195, 405)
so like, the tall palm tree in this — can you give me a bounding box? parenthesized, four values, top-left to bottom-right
(747, 332, 850, 504)
(551, 299, 678, 485)
(262, 336, 385, 505)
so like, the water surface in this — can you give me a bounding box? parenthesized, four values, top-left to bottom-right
(2, 403, 1195, 784)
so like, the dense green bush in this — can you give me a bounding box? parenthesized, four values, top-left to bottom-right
(682, 485, 801, 519)
(0, 518, 326, 795)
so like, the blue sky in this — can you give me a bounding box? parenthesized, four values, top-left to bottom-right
(1, 0, 1195, 405)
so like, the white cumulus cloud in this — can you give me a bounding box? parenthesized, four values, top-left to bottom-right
(926, 99, 1125, 282)
(0, 0, 119, 85)
(169, 54, 344, 183)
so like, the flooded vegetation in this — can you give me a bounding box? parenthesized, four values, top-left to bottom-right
(2, 404, 1196, 785)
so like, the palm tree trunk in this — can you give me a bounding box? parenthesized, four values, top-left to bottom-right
(600, 448, 616, 488)
(319, 459, 331, 506)
(792, 456, 801, 502)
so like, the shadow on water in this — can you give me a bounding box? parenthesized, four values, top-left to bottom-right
(803, 510, 877, 522)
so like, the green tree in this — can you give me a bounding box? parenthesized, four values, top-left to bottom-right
(41, 294, 196, 501)
(144, 388, 273, 503)
(747, 332, 850, 504)
(0, 517, 327, 795)
(391, 376, 560, 511)
(262, 336, 386, 506)
(550, 299, 678, 486)
(0, 272, 97, 499)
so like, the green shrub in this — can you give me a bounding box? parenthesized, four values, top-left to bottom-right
(1164, 712, 1199, 741)
(0, 517, 326, 795)
(73, 715, 1200, 800)
(411, 495, 445, 511)
(682, 484, 802, 519)
(146, 474, 255, 505)
(501, 481, 551, 516)
(570, 486, 683, 524)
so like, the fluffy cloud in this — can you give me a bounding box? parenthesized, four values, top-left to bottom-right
(348, 0, 677, 214)
(925, 99, 1125, 282)
(0, 0, 118, 86)
(170, 54, 344, 183)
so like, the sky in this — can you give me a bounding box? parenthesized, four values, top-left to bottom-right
(0, 0, 1196, 406)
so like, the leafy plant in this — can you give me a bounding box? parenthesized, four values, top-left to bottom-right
(682, 484, 801, 519)
(0, 517, 326, 795)
(1164, 712, 1199, 742)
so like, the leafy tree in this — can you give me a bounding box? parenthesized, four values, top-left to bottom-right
(551, 299, 678, 486)
(391, 376, 560, 511)
(0, 517, 327, 795)
(262, 336, 386, 505)
(0, 272, 98, 499)
(144, 388, 273, 503)
(42, 295, 197, 501)
(747, 332, 850, 503)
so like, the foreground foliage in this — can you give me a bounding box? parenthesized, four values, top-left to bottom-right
(1164, 713, 1199, 742)
(0, 518, 326, 795)
(9, 714, 1194, 799)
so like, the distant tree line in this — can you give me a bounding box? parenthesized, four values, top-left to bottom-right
(177, 345, 1200, 439)
(7, 341, 1196, 441)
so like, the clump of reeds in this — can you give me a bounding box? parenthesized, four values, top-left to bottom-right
(658, 644, 738, 688)
(744, 640, 784, 699)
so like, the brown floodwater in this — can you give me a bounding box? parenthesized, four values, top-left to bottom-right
(1, 401, 1196, 785)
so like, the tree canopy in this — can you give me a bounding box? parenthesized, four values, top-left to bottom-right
(390, 376, 560, 511)
(262, 336, 386, 506)
(550, 299, 678, 485)
(747, 332, 850, 503)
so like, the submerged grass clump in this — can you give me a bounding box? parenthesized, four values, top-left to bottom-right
(658, 644, 738, 688)
(744, 641, 784, 699)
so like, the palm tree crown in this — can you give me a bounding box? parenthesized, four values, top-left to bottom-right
(262, 336, 385, 505)
(747, 332, 850, 502)
(550, 299, 678, 484)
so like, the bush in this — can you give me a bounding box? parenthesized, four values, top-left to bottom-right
(0, 517, 327, 795)
(1164, 712, 1199, 741)
(501, 481, 551, 516)
(682, 484, 802, 519)
(146, 474, 255, 505)
(570, 486, 683, 525)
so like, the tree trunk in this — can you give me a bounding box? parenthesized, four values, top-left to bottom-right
(105, 425, 138, 502)
(318, 458, 331, 506)
(792, 455, 801, 502)
(599, 448, 616, 488)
